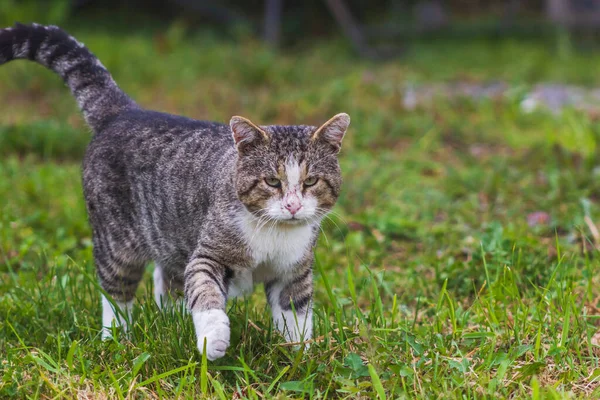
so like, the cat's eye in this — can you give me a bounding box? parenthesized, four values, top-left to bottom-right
(304, 177, 319, 186)
(265, 177, 281, 187)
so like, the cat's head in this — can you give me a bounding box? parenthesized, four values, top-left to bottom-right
(230, 113, 350, 225)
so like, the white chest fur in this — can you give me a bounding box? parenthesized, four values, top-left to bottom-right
(238, 213, 315, 273)
(228, 212, 315, 298)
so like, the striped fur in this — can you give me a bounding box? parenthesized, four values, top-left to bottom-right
(0, 23, 136, 130)
(1, 23, 350, 360)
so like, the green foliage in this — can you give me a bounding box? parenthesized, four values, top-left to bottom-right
(0, 0, 70, 27)
(0, 121, 89, 161)
(3, 21, 600, 399)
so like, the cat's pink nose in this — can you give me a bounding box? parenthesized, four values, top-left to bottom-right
(284, 201, 302, 215)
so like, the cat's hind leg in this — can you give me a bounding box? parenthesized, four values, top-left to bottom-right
(101, 294, 133, 339)
(153, 263, 184, 310)
(94, 240, 146, 339)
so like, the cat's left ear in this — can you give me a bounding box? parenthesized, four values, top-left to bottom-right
(230, 116, 269, 150)
(311, 113, 350, 151)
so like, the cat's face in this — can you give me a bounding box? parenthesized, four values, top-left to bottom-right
(231, 114, 350, 225)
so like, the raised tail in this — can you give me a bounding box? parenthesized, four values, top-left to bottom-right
(0, 23, 137, 131)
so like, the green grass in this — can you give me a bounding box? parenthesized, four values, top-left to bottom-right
(3, 21, 600, 398)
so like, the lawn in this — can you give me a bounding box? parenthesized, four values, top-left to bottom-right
(3, 19, 600, 399)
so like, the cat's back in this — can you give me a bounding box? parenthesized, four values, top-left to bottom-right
(88, 108, 232, 152)
(83, 108, 236, 209)
(84, 109, 234, 177)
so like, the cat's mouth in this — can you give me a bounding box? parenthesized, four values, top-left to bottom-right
(278, 215, 311, 225)
(248, 211, 305, 223)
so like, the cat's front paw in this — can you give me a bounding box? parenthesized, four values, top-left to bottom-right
(273, 309, 313, 352)
(192, 309, 231, 360)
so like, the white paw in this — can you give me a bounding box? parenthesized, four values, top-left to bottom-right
(192, 309, 230, 361)
(101, 295, 133, 340)
(273, 309, 313, 344)
(101, 326, 113, 340)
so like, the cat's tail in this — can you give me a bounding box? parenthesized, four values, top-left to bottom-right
(0, 23, 137, 131)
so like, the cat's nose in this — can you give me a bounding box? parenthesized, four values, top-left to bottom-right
(284, 201, 302, 215)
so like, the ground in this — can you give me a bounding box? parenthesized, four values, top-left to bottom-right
(2, 22, 600, 398)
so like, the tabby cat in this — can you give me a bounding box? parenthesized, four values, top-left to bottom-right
(0, 23, 350, 360)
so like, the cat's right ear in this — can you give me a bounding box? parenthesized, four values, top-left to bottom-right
(230, 116, 269, 150)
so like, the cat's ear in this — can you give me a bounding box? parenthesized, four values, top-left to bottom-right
(230, 116, 269, 149)
(311, 113, 350, 151)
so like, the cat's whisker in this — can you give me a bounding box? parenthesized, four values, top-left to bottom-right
(317, 223, 330, 248)
(251, 210, 280, 243)
(309, 209, 348, 240)
(265, 216, 280, 240)
(315, 207, 349, 225)
(248, 211, 273, 244)
(314, 208, 348, 233)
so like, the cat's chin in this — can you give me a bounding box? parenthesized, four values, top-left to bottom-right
(245, 211, 310, 227)
(277, 217, 310, 226)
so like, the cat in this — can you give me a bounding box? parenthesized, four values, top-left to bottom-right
(0, 23, 350, 360)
